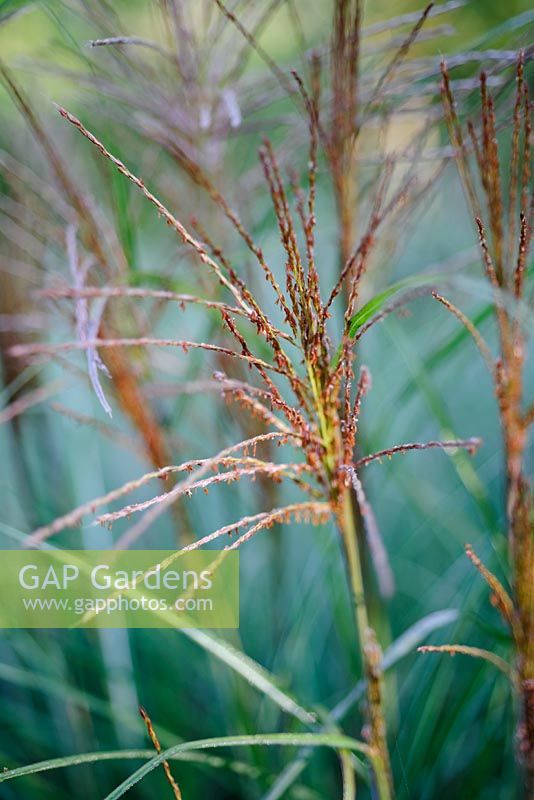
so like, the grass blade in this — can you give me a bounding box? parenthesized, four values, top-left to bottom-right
(102, 733, 372, 800)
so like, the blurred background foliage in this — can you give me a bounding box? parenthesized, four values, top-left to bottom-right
(0, 1, 532, 798)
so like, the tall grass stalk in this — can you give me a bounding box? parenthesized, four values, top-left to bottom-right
(420, 55, 533, 795)
(7, 67, 481, 800)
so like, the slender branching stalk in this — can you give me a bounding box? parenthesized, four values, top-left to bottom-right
(4, 80, 482, 795)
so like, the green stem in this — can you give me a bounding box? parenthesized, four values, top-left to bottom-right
(306, 358, 393, 798)
(339, 490, 393, 800)
(340, 491, 370, 648)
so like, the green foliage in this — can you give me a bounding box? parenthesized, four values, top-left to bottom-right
(0, 1, 531, 799)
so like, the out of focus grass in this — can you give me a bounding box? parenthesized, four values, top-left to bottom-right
(0, 1, 532, 798)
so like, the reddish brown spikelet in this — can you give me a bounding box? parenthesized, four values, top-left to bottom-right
(464, 544, 515, 631)
(139, 706, 182, 799)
